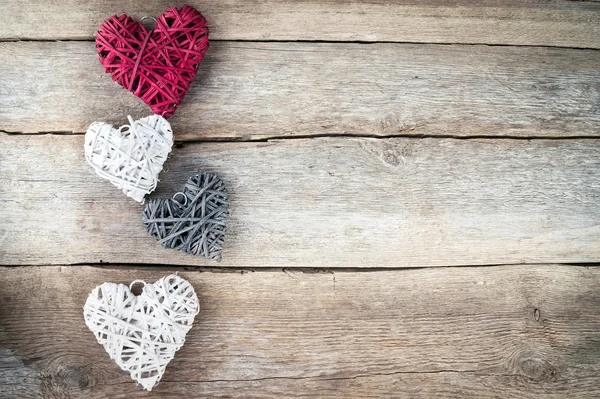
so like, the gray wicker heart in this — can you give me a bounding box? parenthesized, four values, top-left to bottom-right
(83, 274, 199, 391)
(142, 172, 228, 261)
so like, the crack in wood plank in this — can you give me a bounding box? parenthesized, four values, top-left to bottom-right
(2, 135, 600, 268)
(1, 42, 599, 140)
(0, 0, 598, 49)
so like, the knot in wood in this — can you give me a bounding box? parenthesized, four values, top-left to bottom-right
(44, 362, 93, 395)
(512, 350, 558, 382)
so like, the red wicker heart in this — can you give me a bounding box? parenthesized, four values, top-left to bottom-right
(96, 5, 209, 118)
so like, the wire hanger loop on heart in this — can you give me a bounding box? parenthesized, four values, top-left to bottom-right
(172, 192, 189, 206)
(140, 16, 157, 30)
(129, 279, 147, 291)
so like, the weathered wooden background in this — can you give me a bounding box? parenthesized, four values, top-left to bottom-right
(1, 1, 599, 398)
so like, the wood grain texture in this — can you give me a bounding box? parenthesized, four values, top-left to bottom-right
(1, 0, 599, 48)
(2, 134, 599, 268)
(1, 265, 599, 398)
(1, 42, 599, 140)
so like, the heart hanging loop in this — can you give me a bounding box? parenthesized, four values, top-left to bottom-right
(140, 16, 157, 31)
(129, 279, 147, 295)
(172, 192, 188, 206)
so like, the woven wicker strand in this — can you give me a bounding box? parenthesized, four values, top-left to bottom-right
(84, 115, 173, 203)
(143, 172, 228, 261)
(83, 274, 199, 391)
(96, 5, 209, 118)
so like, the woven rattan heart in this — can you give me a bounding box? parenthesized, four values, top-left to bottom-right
(96, 5, 209, 118)
(142, 172, 228, 261)
(83, 274, 199, 391)
(84, 115, 173, 202)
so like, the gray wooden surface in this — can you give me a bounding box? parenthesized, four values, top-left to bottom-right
(1, 0, 599, 48)
(1, 265, 599, 398)
(1, 1, 599, 398)
(1, 42, 599, 139)
(2, 135, 600, 267)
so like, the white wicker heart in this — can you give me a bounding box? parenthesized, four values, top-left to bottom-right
(83, 274, 199, 391)
(84, 115, 173, 202)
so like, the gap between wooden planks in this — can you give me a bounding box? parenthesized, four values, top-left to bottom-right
(1, 134, 599, 268)
(0, 264, 599, 398)
(0, 42, 599, 140)
(0, 0, 598, 48)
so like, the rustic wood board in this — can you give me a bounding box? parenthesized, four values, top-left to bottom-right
(1, 42, 599, 140)
(1, 1, 599, 398)
(1, 0, 599, 48)
(1, 265, 599, 398)
(2, 134, 599, 267)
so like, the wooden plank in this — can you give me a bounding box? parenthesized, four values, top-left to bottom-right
(1, 265, 599, 398)
(1, 0, 599, 48)
(1, 42, 599, 140)
(1, 134, 599, 268)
